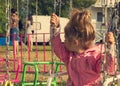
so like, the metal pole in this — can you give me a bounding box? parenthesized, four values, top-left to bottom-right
(70, 0, 73, 11)
(5, 0, 11, 81)
(100, 0, 108, 85)
(35, 0, 38, 61)
(17, 0, 19, 16)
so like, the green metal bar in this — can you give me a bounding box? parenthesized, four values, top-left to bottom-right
(21, 64, 27, 86)
(33, 64, 38, 86)
(22, 82, 40, 86)
(52, 64, 60, 86)
(21, 61, 65, 86)
(23, 61, 64, 65)
(21, 63, 39, 86)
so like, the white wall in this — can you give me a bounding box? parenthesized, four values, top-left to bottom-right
(27, 15, 69, 42)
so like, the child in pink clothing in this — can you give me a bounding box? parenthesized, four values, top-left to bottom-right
(50, 8, 116, 86)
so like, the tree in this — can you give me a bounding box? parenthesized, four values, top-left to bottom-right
(0, 0, 7, 34)
(73, 0, 97, 8)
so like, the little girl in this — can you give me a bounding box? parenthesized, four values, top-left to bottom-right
(50, 8, 115, 86)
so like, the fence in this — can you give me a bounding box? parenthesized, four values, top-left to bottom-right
(0, 33, 66, 84)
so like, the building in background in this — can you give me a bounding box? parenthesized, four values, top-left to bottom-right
(89, 0, 117, 42)
(26, 0, 119, 43)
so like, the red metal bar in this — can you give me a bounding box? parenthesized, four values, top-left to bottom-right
(13, 34, 16, 71)
(35, 34, 38, 61)
(20, 34, 23, 71)
(43, 33, 46, 72)
(28, 34, 30, 71)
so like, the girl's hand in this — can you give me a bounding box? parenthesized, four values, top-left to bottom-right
(50, 13, 60, 28)
(105, 32, 115, 44)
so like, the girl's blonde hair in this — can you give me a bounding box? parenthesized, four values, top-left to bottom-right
(65, 8, 95, 50)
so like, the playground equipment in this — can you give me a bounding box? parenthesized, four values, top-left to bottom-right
(2, 0, 120, 86)
(100, 0, 120, 86)
(21, 1, 67, 85)
(21, 61, 65, 86)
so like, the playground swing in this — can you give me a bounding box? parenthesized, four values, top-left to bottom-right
(21, 0, 67, 86)
(47, 0, 68, 85)
(100, 0, 120, 86)
(48, 0, 120, 86)
(21, 0, 120, 86)
(0, 0, 21, 85)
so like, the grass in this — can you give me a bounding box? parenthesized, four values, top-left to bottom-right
(0, 45, 67, 86)
(1, 44, 120, 86)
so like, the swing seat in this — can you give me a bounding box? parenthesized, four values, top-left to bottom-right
(0, 58, 21, 83)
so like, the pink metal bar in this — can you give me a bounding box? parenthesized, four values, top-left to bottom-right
(28, 34, 31, 71)
(12, 34, 16, 71)
(43, 33, 46, 72)
(14, 59, 21, 82)
(35, 34, 38, 61)
(20, 34, 23, 72)
(0, 33, 64, 73)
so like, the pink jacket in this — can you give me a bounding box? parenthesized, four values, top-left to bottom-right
(52, 34, 115, 86)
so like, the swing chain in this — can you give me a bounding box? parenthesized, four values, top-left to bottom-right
(100, 0, 108, 85)
(108, 1, 120, 71)
(5, 0, 12, 82)
(54, 0, 62, 16)
(50, 0, 62, 74)
(102, 0, 120, 85)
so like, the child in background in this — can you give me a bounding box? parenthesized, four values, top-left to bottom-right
(10, 8, 19, 57)
(25, 14, 33, 51)
(50, 8, 116, 86)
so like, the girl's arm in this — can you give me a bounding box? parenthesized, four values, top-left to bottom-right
(50, 13, 69, 62)
(50, 27, 69, 63)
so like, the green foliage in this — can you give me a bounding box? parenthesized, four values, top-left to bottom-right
(73, 0, 97, 8)
(0, 0, 6, 34)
